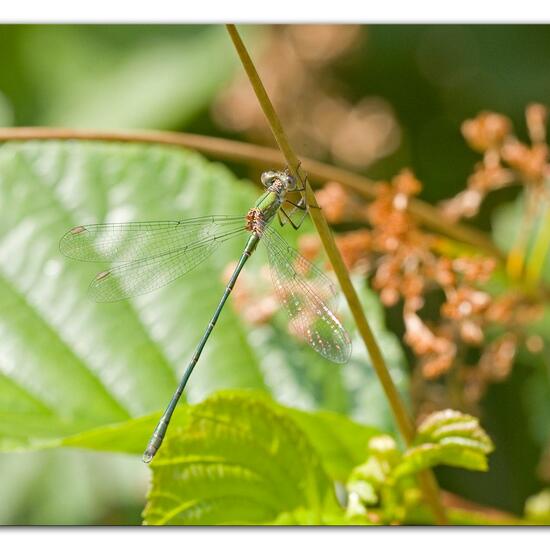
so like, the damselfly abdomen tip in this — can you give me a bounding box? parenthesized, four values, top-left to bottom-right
(142, 448, 155, 464)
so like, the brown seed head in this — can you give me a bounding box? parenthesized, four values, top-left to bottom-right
(462, 112, 512, 152)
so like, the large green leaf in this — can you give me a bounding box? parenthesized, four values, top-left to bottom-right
(143, 391, 343, 525)
(0, 140, 407, 459)
(0, 140, 266, 450)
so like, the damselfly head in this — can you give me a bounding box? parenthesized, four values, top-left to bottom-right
(260, 170, 296, 192)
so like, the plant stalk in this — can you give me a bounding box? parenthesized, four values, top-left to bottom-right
(226, 23, 448, 525)
(507, 189, 539, 281)
(525, 201, 550, 288)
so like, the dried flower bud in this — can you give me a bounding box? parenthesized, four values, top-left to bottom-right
(430, 257, 455, 288)
(439, 189, 484, 221)
(402, 273, 425, 300)
(393, 169, 422, 197)
(526, 334, 544, 354)
(452, 257, 497, 283)
(380, 287, 400, 307)
(404, 311, 456, 361)
(422, 352, 455, 379)
(406, 295, 425, 312)
(442, 287, 491, 320)
(299, 229, 373, 273)
(526, 103, 547, 144)
(501, 139, 548, 183)
(479, 333, 517, 381)
(373, 256, 400, 288)
(460, 320, 484, 345)
(316, 181, 359, 223)
(462, 112, 512, 152)
(335, 229, 372, 271)
(468, 164, 514, 193)
(485, 294, 516, 324)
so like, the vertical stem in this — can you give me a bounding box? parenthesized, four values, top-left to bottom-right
(525, 201, 550, 289)
(507, 190, 539, 281)
(226, 24, 448, 525)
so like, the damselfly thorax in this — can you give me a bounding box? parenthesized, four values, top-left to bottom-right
(245, 171, 296, 236)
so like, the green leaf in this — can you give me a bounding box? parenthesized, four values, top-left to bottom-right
(393, 409, 494, 478)
(0, 140, 267, 451)
(415, 409, 494, 452)
(143, 391, 342, 525)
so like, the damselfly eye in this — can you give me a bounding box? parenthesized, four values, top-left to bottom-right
(285, 175, 297, 191)
(261, 171, 277, 188)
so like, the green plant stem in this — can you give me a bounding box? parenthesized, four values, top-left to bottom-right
(525, 201, 550, 288)
(0, 127, 500, 259)
(507, 189, 539, 281)
(225, 23, 448, 525)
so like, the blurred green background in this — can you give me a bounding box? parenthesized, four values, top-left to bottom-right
(0, 24, 549, 524)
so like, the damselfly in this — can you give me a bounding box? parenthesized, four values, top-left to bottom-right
(60, 170, 351, 463)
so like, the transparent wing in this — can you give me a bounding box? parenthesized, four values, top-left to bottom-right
(60, 215, 245, 263)
(263, 226, 351, 364)
(62, 217, 247, 302)
(89, 226, 246, 302)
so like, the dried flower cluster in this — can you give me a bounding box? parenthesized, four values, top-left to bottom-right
(441, 104, 550, 222)
(213, 25, 401, 169)
(310, 142, 545, 407)
(314, 172, 515, 387)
